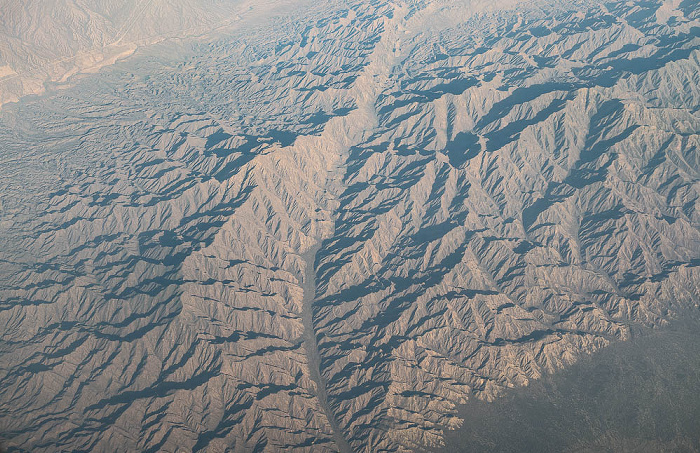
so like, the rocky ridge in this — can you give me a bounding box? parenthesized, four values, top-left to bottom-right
(0, 0, 698, 452)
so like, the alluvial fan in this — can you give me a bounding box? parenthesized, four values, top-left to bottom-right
(0, 0, 698, 452)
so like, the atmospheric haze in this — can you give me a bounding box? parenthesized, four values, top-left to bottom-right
(0, 0, 699, 452)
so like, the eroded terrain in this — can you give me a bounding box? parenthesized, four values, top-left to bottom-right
(0, 0, 699, 451)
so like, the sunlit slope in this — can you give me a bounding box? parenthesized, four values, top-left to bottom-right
(0, 0, 276, 107)
(313, 0, 700, 449)
(0, 0, 698, 452)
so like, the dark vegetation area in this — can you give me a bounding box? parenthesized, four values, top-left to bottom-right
(444, 311, 700, 453)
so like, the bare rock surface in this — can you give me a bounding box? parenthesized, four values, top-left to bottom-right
(0, 0, 698, 452)
(0, 0, 296, 108)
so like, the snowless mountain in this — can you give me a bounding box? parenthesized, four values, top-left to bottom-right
(0, 0, 274, 107)
(0, 0, 698, 451)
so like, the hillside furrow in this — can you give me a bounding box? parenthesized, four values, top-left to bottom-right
(0, 0, 698, 452)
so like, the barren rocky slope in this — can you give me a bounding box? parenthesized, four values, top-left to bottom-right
(0, 0, 699, 452)
(0, 0, 293, 108)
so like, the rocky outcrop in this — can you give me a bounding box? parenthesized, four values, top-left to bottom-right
(0, 0, 698, 451)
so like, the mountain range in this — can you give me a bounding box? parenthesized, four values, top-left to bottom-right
(0, 0, 699, 451)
